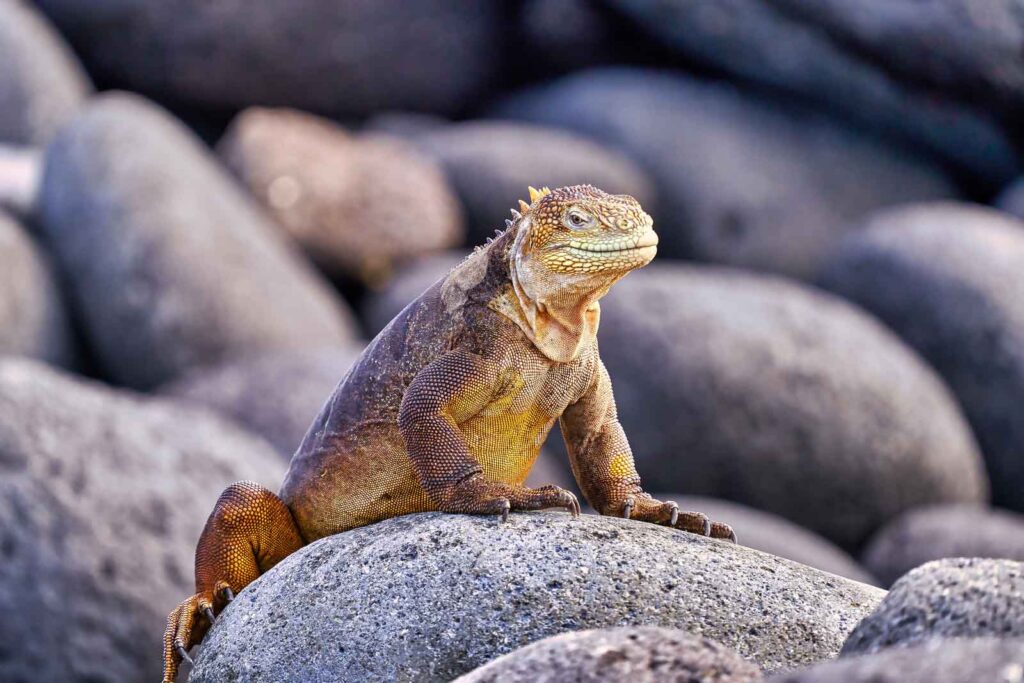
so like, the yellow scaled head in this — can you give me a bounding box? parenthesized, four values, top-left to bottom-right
(513, 184, 657, 276)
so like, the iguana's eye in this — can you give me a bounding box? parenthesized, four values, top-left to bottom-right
(565, 210, 592, 230)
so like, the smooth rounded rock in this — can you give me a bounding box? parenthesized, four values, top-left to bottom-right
(0, 211, 73, 365)
(191, 513, 885, 681)
(453, 627, 763, 683)
(596, 263, 987, 550)
(842, 558, 1024, 655)
(34, 0, 503, 117)
(218, 107, 463, 286)
(409, 121, 655, 247)
(819, 202, 1024, 511)
(600, 0, 1018, 185)
(494, 68, 956, 279)
(655, 495, 876, 585)
(0, 0, 91, 145)
(0, 358, 286, 682)
(768, 637, 1024, 683)
(862, 505, 1024, 587)
(160, 345, 363, 457)
(38, 93, 357, 390)
(0, 145, 40, 217)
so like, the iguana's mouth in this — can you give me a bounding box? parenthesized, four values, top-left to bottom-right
(557, 231, 659, 253)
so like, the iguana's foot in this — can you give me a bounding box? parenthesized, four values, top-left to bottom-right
(162, 482, 304, 683)
(440, 475, 581, 522)
(620, 494, 737, 542)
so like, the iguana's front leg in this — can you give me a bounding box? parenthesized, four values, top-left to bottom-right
(561, 360, 736, 541)
(399, 350, 580, 519)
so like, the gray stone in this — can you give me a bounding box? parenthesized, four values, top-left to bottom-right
(494, 69, 957, 279)
(842, 558, 1024, 655)
(863, 505, 1024, 587)
(0, 211, 73, 365)
(160, 345, 363, 457)
(0, 358, 286, 682)
(453, 627, 763, 683)
(655, 495, 876, 585)
(596, 263, 987, 550)
(819, 202, 1024, 511)
(767, 638, 1024, 683)
(996, 177, 1024, 220)
(37, 92, 357, 390)
(33, 0, 503, 117)
(0, 145, 40, 218)
(0, 0, 91, 145)
(408, 121, 655, 248)
(191, 512, 884, 682)
(601, 0, 1018, 185)
(217, 107, 463, 287)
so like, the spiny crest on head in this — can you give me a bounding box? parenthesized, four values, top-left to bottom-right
(512, 185, 552, 218)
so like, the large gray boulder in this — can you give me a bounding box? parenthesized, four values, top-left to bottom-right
(33, 0, 503, 117)
(596, 263, 987, 550)
(0, 211, 73, 365)
(819, 203, 1024, 511)
(862, 505, 1024, 587)
(599, 0, 1018, 185)
(160, 345, 363, 457)
(0, 145, 40, 218)
(494, 69, 956, 279)
(767, 637, 1024, 683)
(842, 558, 1024, 655)
(656, 495, 876, 585)
(0, 0, 91, 145)
(453, 627, 763, 683)
(217, 108, 463, 287)
(191, 513, 884, 682)
(37, 93, 357, 390)
(0, 358, 286, 682)
(406, 121, 655, 247)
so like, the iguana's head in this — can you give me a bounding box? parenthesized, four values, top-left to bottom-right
(510, 184, 657, 280)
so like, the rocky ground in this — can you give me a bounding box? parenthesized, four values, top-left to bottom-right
(3, 1, 1024, 681)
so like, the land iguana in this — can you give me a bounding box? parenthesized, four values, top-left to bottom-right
(163, 185, 736, 681)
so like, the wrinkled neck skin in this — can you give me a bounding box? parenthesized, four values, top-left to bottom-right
(503, 220, 625, 363)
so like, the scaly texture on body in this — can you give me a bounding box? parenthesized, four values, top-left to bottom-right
(163, 185, 735, 682)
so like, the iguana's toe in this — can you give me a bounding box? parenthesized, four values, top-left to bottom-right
(710, 520, 738, 543)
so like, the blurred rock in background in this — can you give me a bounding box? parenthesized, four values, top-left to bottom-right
(37, 93, 358, 390)
(0, 145, 41, 217)
(218, 107, 464, 288)
(495, 69, 957, 279)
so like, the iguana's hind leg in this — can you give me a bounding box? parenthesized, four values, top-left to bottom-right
(162, 481, 304, 683)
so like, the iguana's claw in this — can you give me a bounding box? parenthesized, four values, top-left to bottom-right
(175, 641, 193, 666)
(667, 502, 679, 527)
(202, 606, 216, 626)
(498, 499, 511, 523)
(622, 496, 635, 519)
(221, 586, 234, 603)
(567, 491, 581, 518)
(712, 521, 738, 543)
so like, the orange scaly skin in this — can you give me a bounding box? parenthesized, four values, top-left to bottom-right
(162, 185, 735, 682)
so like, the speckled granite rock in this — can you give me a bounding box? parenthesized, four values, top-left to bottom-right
(819, 203, 1024, 511)
(655, 495, 876, 585)
(841, 558, 1024, 655)
(0, 0, 91, 145)
(37, 93, 357, 390)
(768, 638, 1024, 683)
(453, 627, 763, 683)
(862, 505, 1024, 587)
(218, 108, 463, 286)
(0, 358, 285, 682)
(495, 68, 955, 279)
(160, 346, 363, 457)
(191, 512, 884, 682)
(0, 211, 73, 365)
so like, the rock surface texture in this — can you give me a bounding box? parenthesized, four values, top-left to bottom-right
(767, 638, 1024, 683)
(495, 68, 955, 279)
(37, 93, 356, 390)
(597, 264, 987, 550)
(0, 211, 73, 365)
(218, 108, 463, 286)
(841, 558, 1024, 655)
(161, 346, 363, 458)
(453, 627, 763, 683)
(862, 505, 1024, 587)
(820, 203, 1024, 511)
(33, 0, 504, 117)
(0, 358, 286, 682)
(191, 512, 884, 682)
(0, 0, 91, 145)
